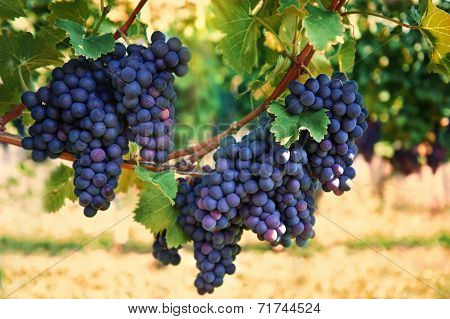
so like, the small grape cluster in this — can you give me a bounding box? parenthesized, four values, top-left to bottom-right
(21, 31, 191, 216)
(176, 175, 243, 295)
(152, 231, 181, 266)
(285, 73, 368, 194)
(106, 31, 191, 163)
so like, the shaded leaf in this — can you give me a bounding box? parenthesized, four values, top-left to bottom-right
(44, 164, 76, 213)
(277, 0, 302, 14)
(419, 0, 450, 76)
(0, 32, 64, 111)
(47, 0, 89, 25)
(268, 101, 330, 147)
(304, 3, 344, 51)
(56, 19, 115, 59)
(0, 0, 25, 20)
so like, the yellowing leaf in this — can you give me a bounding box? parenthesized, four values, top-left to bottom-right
(419, 0, 450, 76)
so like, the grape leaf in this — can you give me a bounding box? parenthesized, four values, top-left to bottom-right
(0, 0, 25, 20)
(134, 166, 177, 201)
(0, 32, 64, 72)
(265, 56, 290, 86)
(277, 0, 302, 14)
(134, 174, 188, 248)
(304, 3, 344, 51)
(338, 36, 356, 73)
(47, 0, 89, 25)
(268, 101, 330, 147)
(56, 19, 115, 59)
(0, 32, 64, 112)
(116, 169, 140, 194)
(44, 164, 76, 213)
(419, 0, 450, 76)
(211, 0, 260, 74)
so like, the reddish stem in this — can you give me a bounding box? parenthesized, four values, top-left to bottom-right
(113, 0, 148, 40)
(329, 0, 339, 11)
(0, 132, 202, 174)
(0, 104, 26, 129)
(336, 0, 347, 11)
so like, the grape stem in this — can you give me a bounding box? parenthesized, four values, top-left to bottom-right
(0, 132, 205, 175)
(113, 0, 149, 40)
(341, 11, 420, 30)
(92, 4, 112, 36)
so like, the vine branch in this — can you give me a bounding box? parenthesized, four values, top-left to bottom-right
(0, 132, 204, 175)
(341, 11, 420, 30)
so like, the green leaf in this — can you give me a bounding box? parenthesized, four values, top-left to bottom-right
(0, 32, 64, 72)
(0, 0, 25, 20)
(306, 52, 333, 77)
(0, 32, 64, 111)
(265, 56, 290, 86)
(277, 0, 302, 14)
(268, 101, 330, 147)
(47, 0, 89, 25)
(44, 164, 76, 213)
(134, 166, 177, 201)
(56, 19, 115, 59)
(338, 36, 356, 73)
(211, 0, 260, 74)
(419, 0, 450, 77)
(304, 3, 344, 51)
(134, 181, 189, 249)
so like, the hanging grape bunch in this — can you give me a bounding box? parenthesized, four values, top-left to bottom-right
(20, 31, 191, 217)
(285, 73, 369, 195)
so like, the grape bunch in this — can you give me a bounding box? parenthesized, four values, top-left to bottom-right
(20, 31, 191, 217)
(152, 231, 181, 266)
(194, 120, 318, 247)
(176, 176, 243, 295)
(285, 73, 369, 195)
(171, 121, 320, 294)
(106, 32, 191, 163)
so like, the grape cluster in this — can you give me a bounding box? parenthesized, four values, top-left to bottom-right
(173, 121, 320, 294)
(176, 175, 243, 294)
(106, 32, 191, 163)
(21, 31, 191, 216)
(285, 73, 369, 194)
(152, 231, 181, 266)
(21, 57, 130, 216)
(194, 121, 318, 247)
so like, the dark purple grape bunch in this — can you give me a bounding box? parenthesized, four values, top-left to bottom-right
(152, 231, 181, 266)
(21, 56, 129, 217)
(176, 176, 243, 295)
(285, 73, 368, 195)
(106, 31, 191, 164)
(192, 119, 318, 248)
